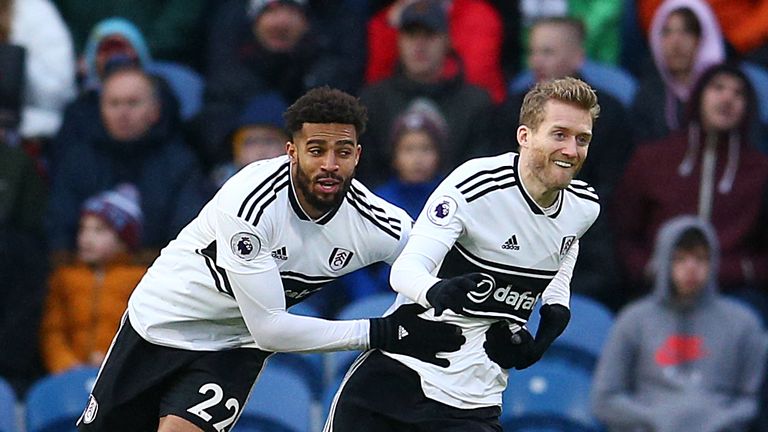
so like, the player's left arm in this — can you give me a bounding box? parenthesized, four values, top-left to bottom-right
(484, 241, 579, 369)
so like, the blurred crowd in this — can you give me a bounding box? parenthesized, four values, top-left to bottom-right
(1, 0, 767, 429)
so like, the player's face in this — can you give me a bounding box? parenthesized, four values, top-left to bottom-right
(671, 245, 710, 301)
(699, 73, 747, 134)
(287, 122, 361, 218)
(517, 100, 591, 200)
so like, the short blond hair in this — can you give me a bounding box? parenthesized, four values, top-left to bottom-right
(519, 77, 600, 131)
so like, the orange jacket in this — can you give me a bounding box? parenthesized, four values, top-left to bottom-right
(40, 256, 146, 373)
(638, 0, 768, 53)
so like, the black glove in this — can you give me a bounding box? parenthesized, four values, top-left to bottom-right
(426, 272, 491, 316)
(483, 304, 570, 370)
(369, 303, 466, 367)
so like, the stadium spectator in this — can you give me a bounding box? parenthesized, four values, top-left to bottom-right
(614, 63, 768, 320)
(365, 0, 506, 103)
(592, 216, 768, 432)
(47, 65, 206, 255)
(0, 141, 48, 396)
(209, 92, 289, 190)
(497, 16, 633, 308)
(51, 0, 206, 67)
(40, 185, 146, 373)
(631, 0, 725, 144)
(0, 0, 75, 140)
(358, 0, 494, 186)
(200, 0, 357, 165)
(637, 0, 768, 68)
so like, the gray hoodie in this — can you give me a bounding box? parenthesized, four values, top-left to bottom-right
(591, 215, 767, 432)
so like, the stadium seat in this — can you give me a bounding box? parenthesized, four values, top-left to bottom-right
(502, 359, 602, 431)
(0, 376, 18, 432)
(328, 293, 396, 380)
(525, 294, 614, 371)
(25, 367, 99, 432)
(147, 61, 204, 121)
(235, 364, 314, 432)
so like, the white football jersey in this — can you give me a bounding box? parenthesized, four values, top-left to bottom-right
(128, 156, 411, 351)
(386, 152, 600, 408)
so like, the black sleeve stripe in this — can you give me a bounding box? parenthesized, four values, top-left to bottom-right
(455, 165, 515, 190)
(196, 242, 234, 298)
(250, 178, 290, 226)
(243, 172, 289, 223)
(565, 187, 600, 203)
(569, 180, 597, 194)
(350, 183, 390, 215)
(455, 243, 558, 278)
(237, 162, 289, 218)
(346, 197, 401, 240)
(459, 171, 516, 196)
(464, 180, 518, 203)
(347, 189, 403, 230)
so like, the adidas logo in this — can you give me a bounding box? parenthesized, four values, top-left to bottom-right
(271, 246, 288, 261)
(501, 235, 520, 250)
(397, 325, 409, 340)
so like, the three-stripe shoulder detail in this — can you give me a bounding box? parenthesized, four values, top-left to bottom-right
(455, 165, 517, 203)
(237, 162, 290, 225)
(566, 180, 599, 203)
(346, 184, 403, 240)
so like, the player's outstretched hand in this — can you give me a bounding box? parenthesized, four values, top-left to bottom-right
(483, 322, 540, 370)
(426, 272, 491, 316)
(369, 303, 465, 367)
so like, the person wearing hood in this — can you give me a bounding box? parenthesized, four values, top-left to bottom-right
(49, 17, 181, 174)
(358, 0, 494, 187)
(614, 63, 768, 319)
(631, 0, 725, 144)
(47, 65, 206, 256)
(591, 215, 768, 432)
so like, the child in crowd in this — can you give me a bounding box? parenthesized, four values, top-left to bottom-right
(40, 184, 146, 373)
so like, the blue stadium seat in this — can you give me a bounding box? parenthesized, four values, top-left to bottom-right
(235, 364, 314, 432)
(502, 360, 602, 431)
(0, 376, 18, 432)
(525, 294, 614, 371)
(147, 61, 204, 121)
(328, 293, 396, 380)
(25, 367, 99, 432)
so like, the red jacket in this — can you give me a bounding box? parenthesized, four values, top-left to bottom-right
(614, 130, 768, 292)
(366, 0, 506, 104)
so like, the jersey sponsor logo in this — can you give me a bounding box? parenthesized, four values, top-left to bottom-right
(82, 394, 98, 424)
(328, 247, 354, 271)
(559, 235, 576, 259)
(230, 232, 260, 261)
(467, 273, 496, 303)
(271, 246, 288, 261)
(426, 195, 457, 226)
(501, 235, 520, 250)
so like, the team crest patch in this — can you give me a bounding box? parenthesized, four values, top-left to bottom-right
(328, 247, 354, 271)
(559, 235, 576, 260)
(82, 394, 98, 424)
(230, 232, 261, 261)
(426, 196, 457, 226)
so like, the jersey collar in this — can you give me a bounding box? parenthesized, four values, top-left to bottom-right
(513, 154, 564, 219)
(287, 170, 343, 225)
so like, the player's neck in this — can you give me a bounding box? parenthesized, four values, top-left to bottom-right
(518, 165, 559, 208)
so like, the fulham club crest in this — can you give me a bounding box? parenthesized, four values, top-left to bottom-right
(328, 247, 354, 271)
(559, 235, 576, 260)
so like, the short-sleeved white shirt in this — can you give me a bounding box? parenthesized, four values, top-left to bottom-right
(128, 156, 411, 351)
(387, 152, 600, 408)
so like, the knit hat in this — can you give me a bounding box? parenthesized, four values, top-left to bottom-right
(247, 0, 307, 19)
(389, 99, 449, 148)
(238, 92, 288, 131)
(399, 0, 448, 33)
(81, 184, 143, 251)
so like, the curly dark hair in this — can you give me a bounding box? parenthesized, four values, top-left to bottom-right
(283, 86, 368, 138)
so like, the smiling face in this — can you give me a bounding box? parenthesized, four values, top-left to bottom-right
(517, 100, 592, 207)
(287, 122, 361, 218)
